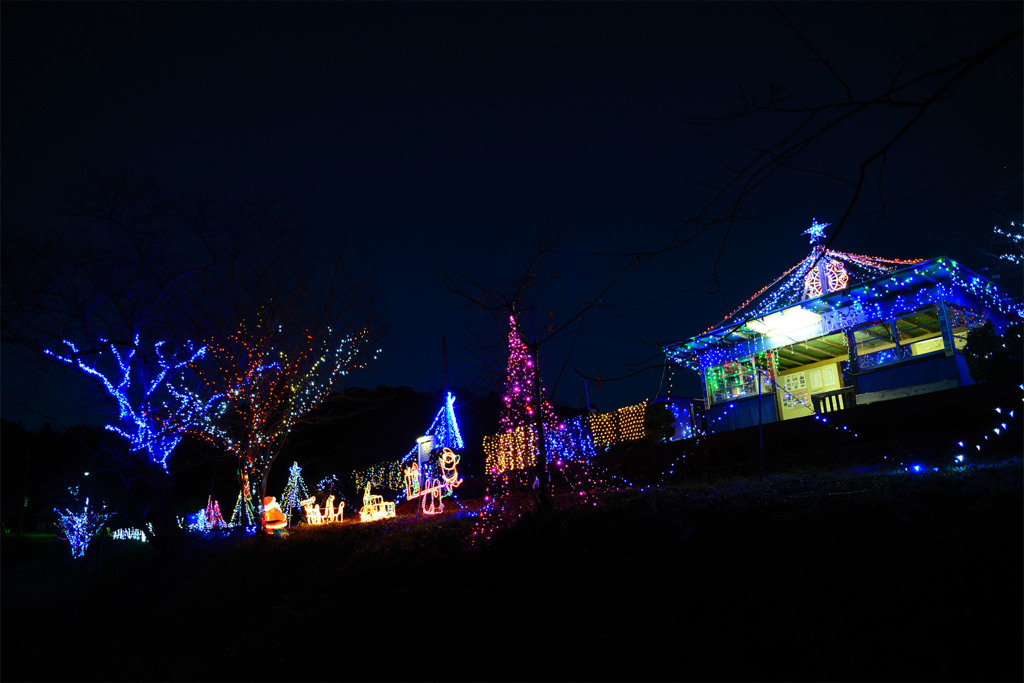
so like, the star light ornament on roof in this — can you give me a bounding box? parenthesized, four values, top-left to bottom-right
(803, 218, 830, 244)
(695, 220, 925, 334)
(799, 219, 850, 296)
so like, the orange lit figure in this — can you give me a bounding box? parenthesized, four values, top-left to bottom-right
(401, 448, 463, 516)
(359, 483, 396, 522)
(262, 496, 287, 534)
(404, 461, 420, 500)
(438, 447, 463, 491)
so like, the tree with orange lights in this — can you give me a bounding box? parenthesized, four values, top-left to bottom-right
(176, 236, 382, 532)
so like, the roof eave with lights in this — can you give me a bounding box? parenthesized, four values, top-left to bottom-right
(665, 256, 1022, 364)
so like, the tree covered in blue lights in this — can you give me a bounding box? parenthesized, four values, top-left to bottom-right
(54, 486, 113, 560)
(433, 391, 465, 451)
(44, 334, 220, 544)
(45, 334, 215, 472)
(2, 172, 308, 550)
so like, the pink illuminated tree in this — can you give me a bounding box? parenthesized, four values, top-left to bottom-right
(441, 230, 643, 516)
(499, 314, 556, 435)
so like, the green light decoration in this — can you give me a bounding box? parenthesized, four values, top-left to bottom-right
(280, 461, 311, 527)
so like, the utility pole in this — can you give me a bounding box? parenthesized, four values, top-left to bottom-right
(441, 336, 449, 398)
(442, 335, 455, 444)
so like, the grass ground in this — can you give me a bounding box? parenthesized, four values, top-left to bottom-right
(2, 456, 1021, 682)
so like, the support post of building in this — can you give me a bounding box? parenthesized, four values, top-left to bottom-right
(935, 300, 956, 357)
(442, 335, 449, 397)
(844, 329, 860, 401)
(757, 365, 764, 482)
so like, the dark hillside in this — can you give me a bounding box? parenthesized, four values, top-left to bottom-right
(603, 380, 1022, 484)
(2, 456, 1020, 682)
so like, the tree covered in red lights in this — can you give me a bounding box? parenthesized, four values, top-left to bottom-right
(182, 319, 378, 525)
(176, 236, 382, 530)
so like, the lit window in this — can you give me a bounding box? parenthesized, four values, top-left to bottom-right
(705, 354, 774, 406)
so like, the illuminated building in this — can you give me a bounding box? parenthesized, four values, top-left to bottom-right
(665, 221, 1024, 433)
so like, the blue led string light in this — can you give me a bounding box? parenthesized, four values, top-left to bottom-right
(54, 488, 112, 559)
(45, 335, 214, 471)
(667, 223, 1023, 384)
(942, 386, 1022, 472)
(352, 391, 466, 495)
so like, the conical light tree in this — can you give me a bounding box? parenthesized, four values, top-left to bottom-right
(440, 229, 645, 534)
(471, 313, 559, 544)
(483, 314, 558, 475)
(230, 482, 258, 528)
(280, 461, 312, 526)
(500, 314, 557, 434)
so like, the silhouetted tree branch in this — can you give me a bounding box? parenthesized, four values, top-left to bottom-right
(638, 3, 1021, 302)
(175, 228, 384, 531)
(440, 229, 657, 511)
(1, 171, 359, 548)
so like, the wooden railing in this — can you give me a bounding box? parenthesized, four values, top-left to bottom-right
(812, 387, 856, 414)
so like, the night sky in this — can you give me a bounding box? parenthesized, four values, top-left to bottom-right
(2, 1, 1021, 430)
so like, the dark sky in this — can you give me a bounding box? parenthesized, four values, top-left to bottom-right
(2, 1, 1021, 430)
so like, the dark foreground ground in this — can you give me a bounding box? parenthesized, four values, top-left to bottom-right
(2, 453, 1021, 683)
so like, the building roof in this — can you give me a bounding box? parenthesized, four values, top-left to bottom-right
(666, 249, 1024, 369)
(707, 244, 924, 333)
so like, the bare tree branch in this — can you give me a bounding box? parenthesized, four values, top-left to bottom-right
(643, 6, 1022, 294)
